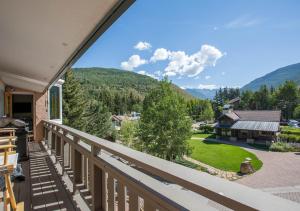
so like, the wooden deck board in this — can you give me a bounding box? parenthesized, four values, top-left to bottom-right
(13, 142, 77, 211)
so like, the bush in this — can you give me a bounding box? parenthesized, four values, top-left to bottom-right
(281, 126, 300, 136)
(279, 133, 300, 143)
(199, 125, 214, 134)
(269, 142, 294, 152)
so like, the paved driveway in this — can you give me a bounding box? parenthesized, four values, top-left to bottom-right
(236, 148, 300, 203)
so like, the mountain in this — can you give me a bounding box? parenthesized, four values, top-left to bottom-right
(72, 67, 194, 100)
(242, 63, 300, 91)
(185, 88, 217, 100)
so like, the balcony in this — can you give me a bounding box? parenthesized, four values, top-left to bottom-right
(1, 1, 300, 210)
(8, 120, 300, 210)
(15, 120, 294, 210)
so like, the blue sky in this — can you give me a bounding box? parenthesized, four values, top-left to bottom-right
(74, 0, 300, 89)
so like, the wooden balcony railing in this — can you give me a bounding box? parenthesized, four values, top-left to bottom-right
(43, 120, 300, 211)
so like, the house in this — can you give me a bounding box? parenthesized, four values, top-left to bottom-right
(215, 105, 281, 144)
(0, 1, 299, 211)
(112, 112, 140, 130)
(228, 97, 241, 108)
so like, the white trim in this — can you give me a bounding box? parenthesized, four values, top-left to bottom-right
(48, 81, 63, 123)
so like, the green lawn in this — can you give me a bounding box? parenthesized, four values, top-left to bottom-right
(192, 133, 216, 139)
(187, 139, 263, 172)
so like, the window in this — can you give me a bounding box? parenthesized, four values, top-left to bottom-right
(49, 85, 61, 120)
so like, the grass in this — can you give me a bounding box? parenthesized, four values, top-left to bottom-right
(174, 158, 210, 173)
(187, 139, 263, 172)
(192, 133, 216, 139)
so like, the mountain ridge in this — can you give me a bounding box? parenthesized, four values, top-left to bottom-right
(72, 67, 194, 100)
(242, 63, 300, 91)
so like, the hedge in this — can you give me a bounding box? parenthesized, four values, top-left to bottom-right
(281, 126, 300, 136)
(278, 133, 300, 143)
(270, 142, 295, 152)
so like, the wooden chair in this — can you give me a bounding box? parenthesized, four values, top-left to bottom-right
(0, 128, 17, 152)
(0, 145, 24, 211)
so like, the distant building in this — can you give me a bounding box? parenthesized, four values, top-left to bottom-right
(112, 112, 140, 130)
(228, 97, 240, 108)
(215, 105, 281, 145)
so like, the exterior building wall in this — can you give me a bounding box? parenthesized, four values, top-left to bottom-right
(4, 86, 48, 141)
(0, 80, 4, 117)
(34, 91, 48, 141)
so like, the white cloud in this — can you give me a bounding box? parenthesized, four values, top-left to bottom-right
(225, 15, 262, 29)
(121, 55, 147, 71)
(221, 71, 226, 75)
(163, 44, 224, 77)
(213, 26, 218, 31)
(163, 71, 176, 77)
(205, 75, 211, 80)
(150, 48, 170, 62)
(134, 41, 152, 50)
(198, 84, 218, 90)
(154, 70, 162, 76)
(137, 70, 158, 79)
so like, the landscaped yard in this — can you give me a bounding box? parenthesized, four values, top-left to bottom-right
(192, 133, 216, 139)
(187, 139, 263, 172)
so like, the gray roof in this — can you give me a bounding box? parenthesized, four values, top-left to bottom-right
(234, 110, 281, 122)
(228, 97, 240, 104)
(231, 121, 280, 132)
(224, 112, 240, 121)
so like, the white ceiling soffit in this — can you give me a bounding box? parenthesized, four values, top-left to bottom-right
(0, 0, 134, 92)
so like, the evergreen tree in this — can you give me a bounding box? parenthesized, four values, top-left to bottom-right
(275, 81, 299, 120)
(85, 100, 113, 139)
(139, 79, 192, 161)
(294, 105, 300, 119)
(63, 70, 86, 130)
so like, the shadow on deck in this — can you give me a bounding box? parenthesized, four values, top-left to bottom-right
(13, 142, 77, 211)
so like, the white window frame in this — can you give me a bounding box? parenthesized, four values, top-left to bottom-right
(48, 79, 64, 124)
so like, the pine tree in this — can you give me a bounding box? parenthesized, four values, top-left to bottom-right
(85, 100, 113, 139)
(63, 70, 86, 130)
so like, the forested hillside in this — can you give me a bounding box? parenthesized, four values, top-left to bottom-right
(72, 67, 194, 114)
(242, 63, 300, 91)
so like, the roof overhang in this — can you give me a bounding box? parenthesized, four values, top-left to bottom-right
(0, 0, 134, 93)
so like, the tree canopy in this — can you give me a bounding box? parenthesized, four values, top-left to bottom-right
(139, 79, 192, 161)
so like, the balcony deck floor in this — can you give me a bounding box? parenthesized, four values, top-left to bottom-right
(13, 142, 77, 211)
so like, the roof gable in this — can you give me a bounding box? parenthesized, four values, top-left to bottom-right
(234, 110, 281, 122)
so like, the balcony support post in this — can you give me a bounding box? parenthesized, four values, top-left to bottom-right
(83, 156, 88, 188)
(61, 132, 67, 176)
(90, 145, 106, 211)
(72, 136, 81, 194)
(117, 180, 126, 211)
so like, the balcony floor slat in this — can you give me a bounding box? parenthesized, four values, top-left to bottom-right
(13, 142, 78, 211)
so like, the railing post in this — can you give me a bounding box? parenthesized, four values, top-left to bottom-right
(128, 188, 139, 211)
(61, 131, 67, 176)
(48, 126, 52, 152)
(107, 174, 115, 211)
(91, 145, 106, 211)
(72, 136, 82, 194)
(83, 156, 88, 188)
(117, 180, 126, 211)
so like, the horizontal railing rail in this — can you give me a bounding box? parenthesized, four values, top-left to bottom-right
(43, 120, 300, 211)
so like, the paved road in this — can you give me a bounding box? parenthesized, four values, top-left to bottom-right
(236, 148, 300, 203)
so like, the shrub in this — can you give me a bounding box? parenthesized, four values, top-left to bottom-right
(278, 133, 300, 143)
(199, 125, 214, 134)
(269, 142, 294, 152)
(281, 126, 300, 136)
